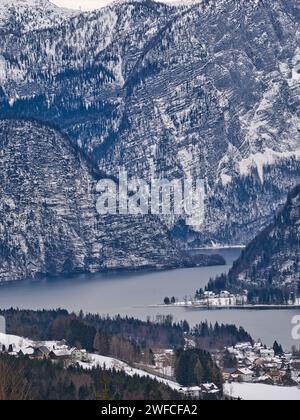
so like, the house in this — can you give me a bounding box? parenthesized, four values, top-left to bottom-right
(18, 347, 35, 357)
(179, 386, 202, 399)
(71, 348, 84, 361)
(291, 371, 300, 384)
(253, 357, 265, 367)
(49, 349, 72, 361)
(179, 383, 220, 399)
(235, 343, 253, 353)
(34, 346, 50, 359)
(200, 383, 220, 396)
(204, 291, 215, 298)
(233, 368, 254, 383)
(244, 357, 256, 367)
(220, 291, 231, 298)
(222, 368, 236, 381)
(259, 348, 275, 358)
(267, 370, 282, 384)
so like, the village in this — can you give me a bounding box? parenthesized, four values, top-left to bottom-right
(217, 341, 300, 386)
(0, 332, 221, 400)
(1, 330, 300, 400)
(164, 290, 300, 309)
(0, 334, 91, 365)
(164, 290, 249, 308)
(138, 338, 300, 394)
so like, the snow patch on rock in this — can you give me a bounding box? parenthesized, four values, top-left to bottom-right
(238, 149, 300, 184)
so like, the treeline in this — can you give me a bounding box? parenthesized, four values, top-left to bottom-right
(0, 355, 181, 401)
(175, 349, 223, 391)
(190, 322, 253, 350)
(0, 309, 253, 355)
(82, 313, 188, 349)
(247, 287, 294, 305)
(0, 309, 186, 351)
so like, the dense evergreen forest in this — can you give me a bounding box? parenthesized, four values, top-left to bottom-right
(190, 323, 252, 350)
(175, 349, 223, 390)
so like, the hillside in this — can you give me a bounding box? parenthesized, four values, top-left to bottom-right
(208, 185, 300, 303)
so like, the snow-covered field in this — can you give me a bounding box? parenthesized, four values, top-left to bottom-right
(224, 383, 300, 401)
(79, 354, 181, 391)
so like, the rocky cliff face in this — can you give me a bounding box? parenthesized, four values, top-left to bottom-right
(1, 0, 300, 246)
(0, 118, 195, 282)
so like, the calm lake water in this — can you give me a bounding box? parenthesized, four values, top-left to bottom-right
(0, 248, 299, 350)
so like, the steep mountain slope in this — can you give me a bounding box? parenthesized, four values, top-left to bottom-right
(0, 118, 200, 283)
(1, 0, 300, 246)
(209, 185, 300, 303)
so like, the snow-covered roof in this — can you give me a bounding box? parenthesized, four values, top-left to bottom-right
(51, 349, 72, 357)
(236, 368, 254, 376)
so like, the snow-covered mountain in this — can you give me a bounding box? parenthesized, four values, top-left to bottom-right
(0, 118, 199, 282)
(1, 0, 300, 246)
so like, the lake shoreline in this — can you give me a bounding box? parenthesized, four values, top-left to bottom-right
(2, 248, 298, 349)
(151, 304, 300, 311)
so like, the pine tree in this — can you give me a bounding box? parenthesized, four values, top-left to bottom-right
(273, 341, 283, 356)
(164, 297, 170, 305)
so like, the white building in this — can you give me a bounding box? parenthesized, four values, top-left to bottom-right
(260, 348, 275, 358)
(201, 291, 248, 307)
(233, 368, 254, 383)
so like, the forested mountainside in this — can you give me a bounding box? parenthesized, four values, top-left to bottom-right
(0, 117, 204, 283)
(1, 0, 300, 245)
(208, 185, 300, 304)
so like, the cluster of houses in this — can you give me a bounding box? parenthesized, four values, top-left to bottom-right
(178, 383, 221, 399)
(173, 291, 249, 308)
(197, 291, 248, 307)
(219, 342, 300, 386)
(0, 332, 221, 399)
(175, 291, 300, 309)
(139, 347, 221, 399)
(0, 338, 90, 366)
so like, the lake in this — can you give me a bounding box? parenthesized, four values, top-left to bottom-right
(0, 248, 299, 350)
